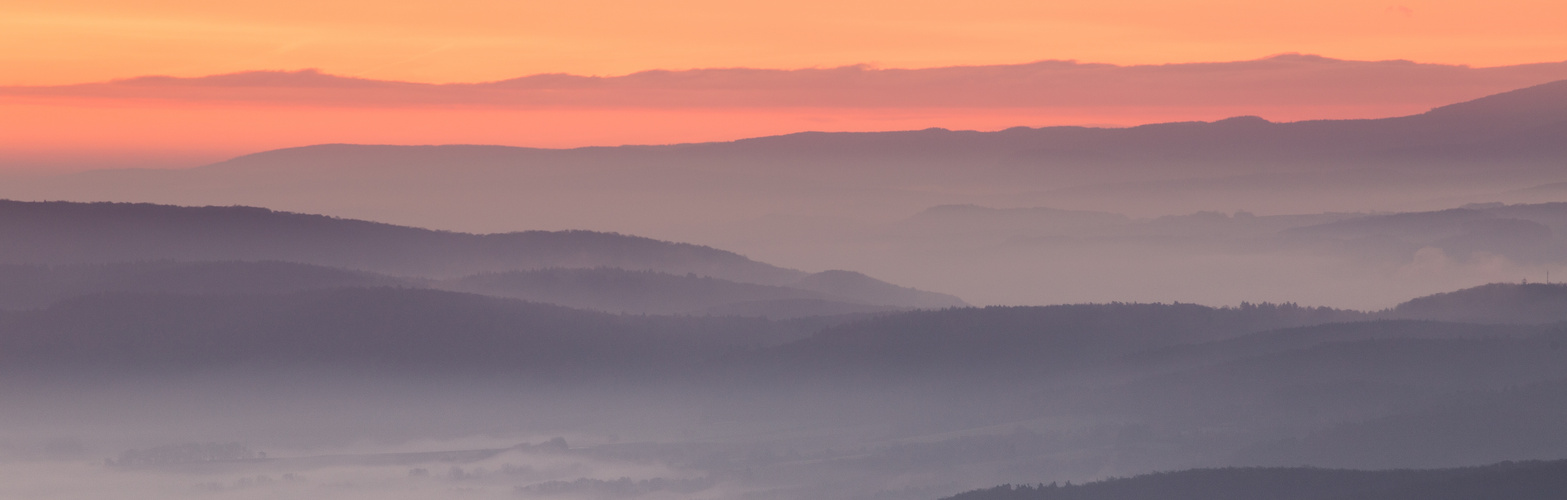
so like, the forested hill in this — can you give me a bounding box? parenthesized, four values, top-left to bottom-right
(942, 459, 1567, 500)
(1385, 282, 1567, 324)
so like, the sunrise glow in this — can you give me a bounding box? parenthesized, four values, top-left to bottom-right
(3, 0, 1566, 169)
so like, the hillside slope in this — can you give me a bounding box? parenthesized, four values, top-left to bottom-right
(0, 200, 805, 284)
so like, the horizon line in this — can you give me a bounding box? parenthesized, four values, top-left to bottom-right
(20, 53, 1567, 89)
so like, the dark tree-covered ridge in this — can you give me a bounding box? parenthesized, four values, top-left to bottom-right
(941, 459, 1567, 500)
(1385, 282, 1567, 324)
(767, 302, 1367, 377)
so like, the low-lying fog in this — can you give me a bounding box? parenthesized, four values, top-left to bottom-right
(5, 284, 1567, 499)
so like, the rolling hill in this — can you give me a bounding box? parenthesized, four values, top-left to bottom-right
(0, 199, 805, 284)
(0, 200, 965, 313)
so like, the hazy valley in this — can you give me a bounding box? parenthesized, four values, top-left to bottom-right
(1, 77, 1566, 500)
(2, 194, 1567, 498)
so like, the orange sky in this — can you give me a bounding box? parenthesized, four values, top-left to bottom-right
(2, 0, 1566, 170)
(5, 0, 1567, 86)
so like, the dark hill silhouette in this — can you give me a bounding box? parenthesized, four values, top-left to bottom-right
(1385, 283, 1567, 324)
(0, 287, 781, 375)
(0, 199, 804, 283)
(940, 459, 1567, 500)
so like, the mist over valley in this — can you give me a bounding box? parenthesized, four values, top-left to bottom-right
(3, 78, 1567, 499)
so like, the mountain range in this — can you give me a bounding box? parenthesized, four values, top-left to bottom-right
(11, 55, 1567, 117)
(2, 78, 1565, 310)
(5, 77, 1567, 235)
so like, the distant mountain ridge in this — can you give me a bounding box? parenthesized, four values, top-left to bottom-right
(13, 55, 1567, 113)
(192, 76, 1567, 180)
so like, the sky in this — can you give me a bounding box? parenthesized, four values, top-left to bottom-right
(3, 0, 1567, 170)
